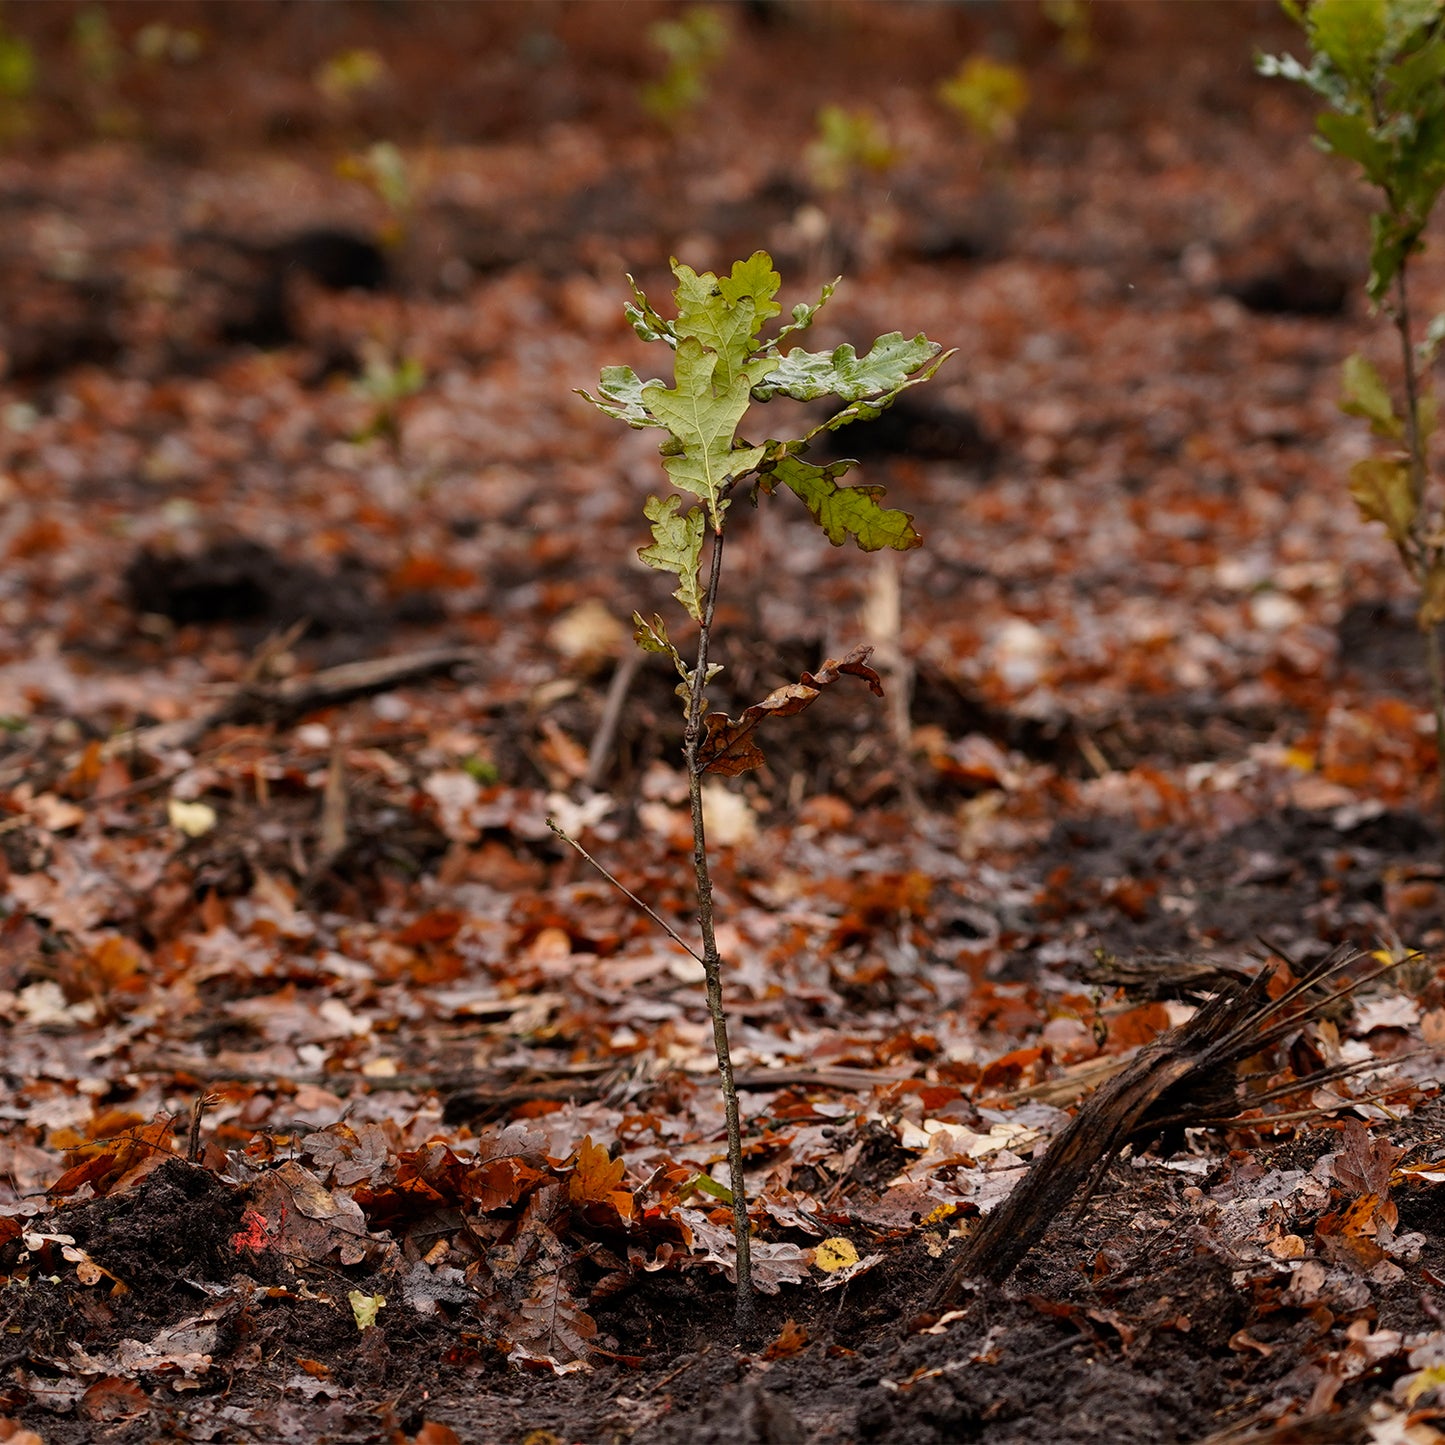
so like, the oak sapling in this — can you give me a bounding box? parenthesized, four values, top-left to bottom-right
(1261, 0, 1445, 856)
(564, 252, 952, 1327)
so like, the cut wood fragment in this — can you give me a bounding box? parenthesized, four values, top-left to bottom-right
(933, 947, 1398, 1307)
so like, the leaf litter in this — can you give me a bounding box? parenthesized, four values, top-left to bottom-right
(3, 3, 1445, 1443)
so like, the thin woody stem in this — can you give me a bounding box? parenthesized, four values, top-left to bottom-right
(1396, 263, 1427, 511)
(545, 818, 705, 965)
(1394, 261, 1445, 865)
(682, 522, 755, 1330)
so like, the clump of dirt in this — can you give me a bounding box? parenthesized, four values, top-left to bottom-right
(123, 536, 383, 640)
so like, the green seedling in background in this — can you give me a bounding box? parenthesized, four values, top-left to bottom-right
(337, 141, 426, 450)
(804, 105, 901, 274)
(1261, 0, 1445, 854)
(71, 5, 132, 137)
(315, 47, 388, 107)
(1044, 0, 1095, 69)
(338, 140, 413, 249)
(0, 5, 34, 144)
(132, 22, 203, 67)
(642, 5, 730, 125)
(807, 104, 896, 193)
(570, 252, 952, 1326)
(938, 54, 1030, 144)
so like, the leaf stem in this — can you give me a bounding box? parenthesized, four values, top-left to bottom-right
(682, 523, 755, 1331)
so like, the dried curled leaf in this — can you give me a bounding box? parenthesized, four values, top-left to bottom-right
(1348, 454, 1415, 544)
(696, 644, 883, 776)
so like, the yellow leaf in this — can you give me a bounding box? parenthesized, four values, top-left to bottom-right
(569, 1136, 627, 1206)
(167, 798, 217, 837)
(813, 1237, 859, 1273)
(1406, 1361, 1445, 1406)
(348, 1290, 385, 1331)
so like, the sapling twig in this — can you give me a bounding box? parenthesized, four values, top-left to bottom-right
(677, 523, 754, 1321)
(1262, 2, 1445, 870)
(573, 251, 952, 1327)
(546, 817, 704, 966)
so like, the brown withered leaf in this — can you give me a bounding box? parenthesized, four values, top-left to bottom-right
(696, 644, 884, 776)
(48, 1117, 177, 1200)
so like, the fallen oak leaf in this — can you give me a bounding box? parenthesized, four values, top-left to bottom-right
(348, 1290, 385, 1331)
(696, 644, 883, 776)
(812, 1237, 859, 1272)
(763, 1319, 809, 1360)
(568, 1137, 625, 1204)
(48, 1117, 177, 1200)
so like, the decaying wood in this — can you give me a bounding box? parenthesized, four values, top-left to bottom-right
(1076, 947, 1253, 1002)
(933, 947, 1392, 1308)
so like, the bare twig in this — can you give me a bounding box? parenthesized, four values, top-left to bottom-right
(546, 818, 704, 965)
(585, 649, 643, 790)
(188, 1093, 218, 1163)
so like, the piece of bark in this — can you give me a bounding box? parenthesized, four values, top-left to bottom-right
(934, 947, 1384, 1307)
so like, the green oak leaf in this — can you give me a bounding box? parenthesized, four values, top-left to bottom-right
(803, 346, 957, 443)
(757, 332, 944, 402)
(673, 252, 782, 390)
(625, 275, 676, 346)
(1340, 353, 1403, 438)
(765, 455, 921, 551)
(1305, 0, 1388, 86)
(638, 494, 706, 620)
(576, 365, 668, 428)
(642, 337, 766, 523)
(632, 610, 688, 675)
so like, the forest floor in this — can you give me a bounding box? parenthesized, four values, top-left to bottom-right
(3, 2, 1445, 1441)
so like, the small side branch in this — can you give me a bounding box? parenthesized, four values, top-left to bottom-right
(546, 818, 704, 965)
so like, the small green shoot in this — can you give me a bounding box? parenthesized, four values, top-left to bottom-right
(337, 142, 425, 453)
(641, 6, 730, 125)
(569, 252, 952, 1328)
(0, 6, 33, 143)
(460, 755, 499, 785)
(1261, 0, 1445, 858)
(315, 48, 388, 107)
(1044, 0, 1095, 68)
(133, 22, 203, 67)
(807, 105, 896, 192)
(938, 54, 1030, 144)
